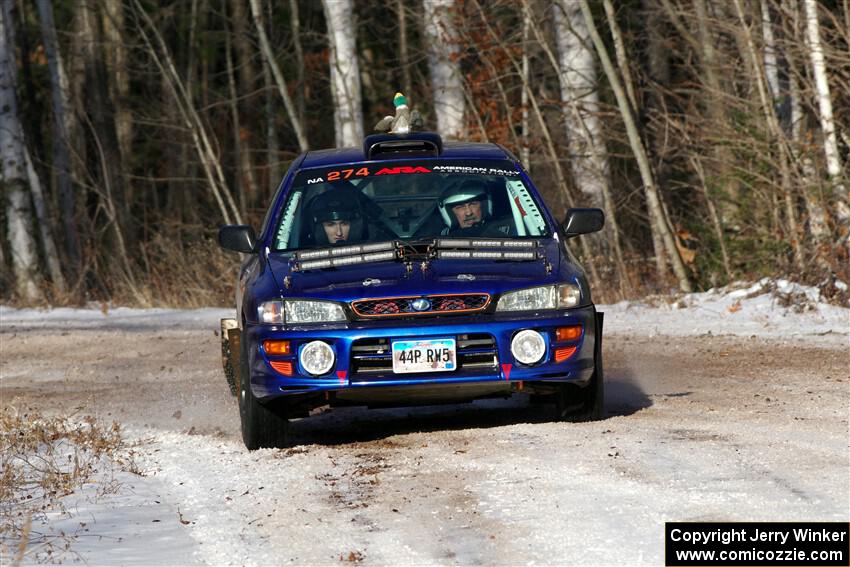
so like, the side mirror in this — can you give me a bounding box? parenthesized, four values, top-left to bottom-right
(562, 208, 604, 237)
(218, 225, 257, 253)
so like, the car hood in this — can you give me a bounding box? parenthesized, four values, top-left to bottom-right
(266, 240, 581, 301)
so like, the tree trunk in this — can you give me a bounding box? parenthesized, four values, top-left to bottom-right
(553, 0, 628, 295)
(520, 3, 530, 169)
(24, 147, 67, 295)
(78, 0, 132, 251)
(1, 2, 44, 301)
(579, 0, 692, 292)
(101, 0, 131, 163)
(322, 0, 364, 147)
(733, 0, 804, 271)
(264, 57, 281, 193)
(288, 0, 305, 127)
(784, 0, 828, 243)
(803, 0, 849, 234)
(36, 0, 82, 277)
(423, 0, 465, 139)
(397, 0, 412, 97)
(249, 0, 308, 152)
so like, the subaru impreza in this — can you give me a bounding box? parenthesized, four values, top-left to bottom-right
(219, 132, 605, 450)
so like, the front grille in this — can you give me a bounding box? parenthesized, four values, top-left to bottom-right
(351, 294, 490, 318)
(350, 334, 498, 378)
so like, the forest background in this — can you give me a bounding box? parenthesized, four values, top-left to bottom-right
(1, 0, 848, 307)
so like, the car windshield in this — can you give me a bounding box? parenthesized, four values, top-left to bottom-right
(272, 159, 551, 251)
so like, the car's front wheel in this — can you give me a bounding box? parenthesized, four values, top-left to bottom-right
(239, 337, 290, 450)
(557, 311, 604, 422)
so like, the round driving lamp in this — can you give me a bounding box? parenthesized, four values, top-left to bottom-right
(299, 341, 335, 376)
(510, 330, 546, 365)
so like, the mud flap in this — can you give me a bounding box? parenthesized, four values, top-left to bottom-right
(220, 318, 241, 396)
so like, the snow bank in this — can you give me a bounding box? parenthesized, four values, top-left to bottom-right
(601, 278, 848, 345)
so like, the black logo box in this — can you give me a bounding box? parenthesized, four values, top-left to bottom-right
(665, 522, 849, 566)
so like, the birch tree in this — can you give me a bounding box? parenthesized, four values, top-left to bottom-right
(322, 0, 364, 147)
(552, 0, 627, 292)
(802, 0, 849, 235)
(424, 0, 465, 139)
(1, 2, 43, 301)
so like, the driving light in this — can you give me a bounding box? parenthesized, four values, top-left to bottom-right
(511, 330, 546, 365)
(300, 341, 335, 375)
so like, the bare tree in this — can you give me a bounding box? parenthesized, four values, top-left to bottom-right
(424, 0, 465, 139)
(1, 2, 43, 301)
(322, 0, 364, 147)
(579, 0, 692, 292)
(36, 0, 81, 276)
(803, 0, 849, 238)
(249, 0, 308, 152)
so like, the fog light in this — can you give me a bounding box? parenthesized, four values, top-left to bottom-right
(300, 341, 335, 375)
(511, 330, 545, 365)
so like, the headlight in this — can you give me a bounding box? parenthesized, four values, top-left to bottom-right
(257, 299, 346, 324)
(496, 284, 581, 311)
(300, 341, 335, 375)
(285, 300, 346, 323)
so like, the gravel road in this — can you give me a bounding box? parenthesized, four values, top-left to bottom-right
(2, 314, 847, 565)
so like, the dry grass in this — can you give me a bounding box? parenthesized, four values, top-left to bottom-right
(0, 409, 139, 564)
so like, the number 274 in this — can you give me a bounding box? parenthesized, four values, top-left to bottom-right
(327, 168, 369, 181)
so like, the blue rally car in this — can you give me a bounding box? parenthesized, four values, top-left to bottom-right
(219, 132, 605, 450)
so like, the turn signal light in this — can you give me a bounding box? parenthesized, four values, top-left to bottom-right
(269, 361, 293, 376)
(263, 340, 291, 355)
(554, 346, 577, 363)
(555, 326, 582, 342)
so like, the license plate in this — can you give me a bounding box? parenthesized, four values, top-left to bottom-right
(391, 338, 456, 374)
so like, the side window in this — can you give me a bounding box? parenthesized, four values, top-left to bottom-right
(274, 190, 304, 250)
(506, 180, 547, 236)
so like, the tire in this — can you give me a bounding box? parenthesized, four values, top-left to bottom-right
(239, 335, 290, 450)
(557, 311, 604, 422)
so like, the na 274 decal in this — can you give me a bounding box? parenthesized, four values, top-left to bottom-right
(305, 163, 519, 184)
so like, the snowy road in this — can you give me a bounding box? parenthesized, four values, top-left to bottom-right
(1, 292, 848, 565)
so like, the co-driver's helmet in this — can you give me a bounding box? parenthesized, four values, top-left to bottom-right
(437, 179, 493, 228)
(309, 189, 365, 244)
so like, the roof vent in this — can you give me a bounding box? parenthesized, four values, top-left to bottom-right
(364, 132, 443, 160)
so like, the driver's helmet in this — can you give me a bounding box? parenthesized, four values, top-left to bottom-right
(437, 179, 493, 228)
(308, 189, 365, 244)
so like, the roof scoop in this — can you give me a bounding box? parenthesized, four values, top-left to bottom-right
(364, 132, 443, 159)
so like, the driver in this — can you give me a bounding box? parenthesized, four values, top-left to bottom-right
(438, 180, 496, 236)
(309, 190, 365, 245)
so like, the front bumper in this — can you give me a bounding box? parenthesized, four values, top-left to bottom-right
(245, 306, 597, 400)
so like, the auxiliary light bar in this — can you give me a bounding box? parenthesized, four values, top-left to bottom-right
(296, 241, 396, 260)
(436, 238, 538, 249)
(437, 250, 537, 261)
(297, 250, 397, 271)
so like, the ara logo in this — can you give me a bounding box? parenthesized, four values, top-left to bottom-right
(410, 298, 432, 311)
(374, 166, 432, 175)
